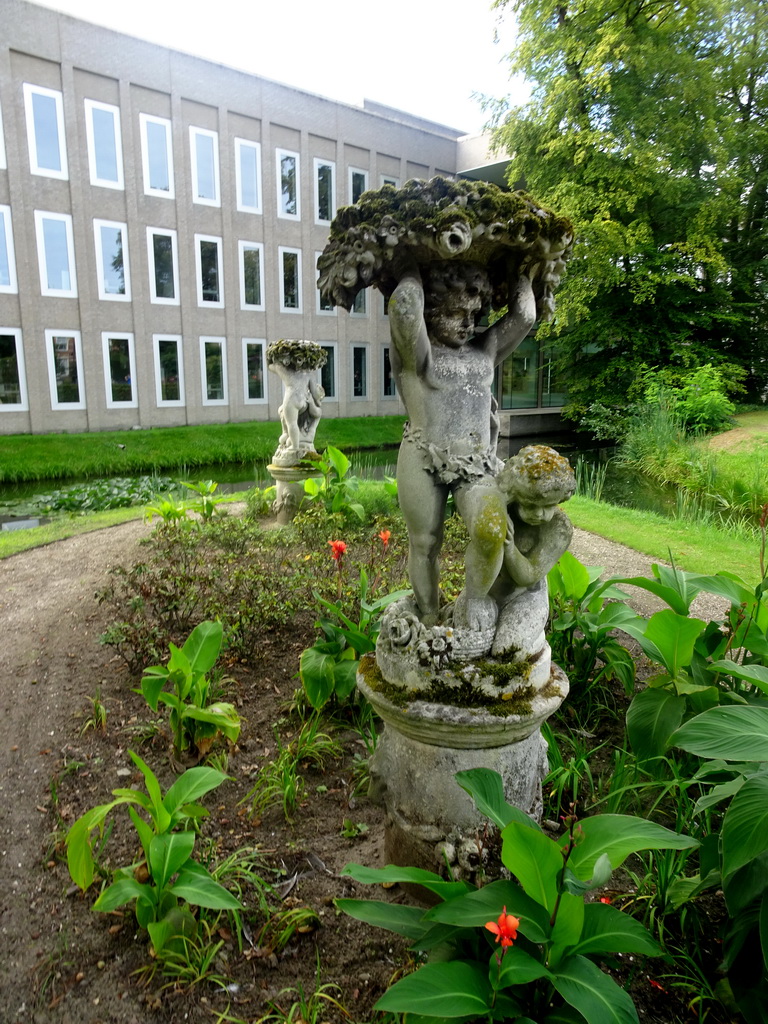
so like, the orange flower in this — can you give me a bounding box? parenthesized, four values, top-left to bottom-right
(328, 540, 347, 561)
(485, 906, 519, 948)
(379, 529, 391, 548)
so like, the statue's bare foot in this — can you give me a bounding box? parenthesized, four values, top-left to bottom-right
(453, 592, 498, 632)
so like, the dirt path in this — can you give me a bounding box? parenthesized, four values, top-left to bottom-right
(0, 519, 725, 1022)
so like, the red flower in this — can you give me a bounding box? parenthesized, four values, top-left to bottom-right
(648, 978, 666, 993)
(485, 907, 519, 948)
(378, 529, 391, 548)
(599, 897, 612, 904)
(328, 540, 347, 561)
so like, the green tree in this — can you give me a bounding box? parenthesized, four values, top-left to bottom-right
(493, 0, 768, 422)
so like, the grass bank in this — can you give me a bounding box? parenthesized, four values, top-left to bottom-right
(0, 416, 406, 484)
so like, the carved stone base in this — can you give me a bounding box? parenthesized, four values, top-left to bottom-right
(267, 463, 315, 524)
(358, 663, 568, 880)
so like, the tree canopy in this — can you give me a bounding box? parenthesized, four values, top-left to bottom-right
(493, 0, 768, 424)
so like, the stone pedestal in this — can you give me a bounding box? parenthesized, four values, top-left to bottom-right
(358, 658, 568, 881)
(267, 463, 315, 524)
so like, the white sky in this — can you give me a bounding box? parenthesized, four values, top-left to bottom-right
(33, 0, 528, 135)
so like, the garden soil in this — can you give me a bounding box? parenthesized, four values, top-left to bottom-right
(0, 516, 727, 1024)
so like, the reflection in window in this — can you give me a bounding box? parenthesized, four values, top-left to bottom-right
(156, 337, 182, 403)
(35, 212, 77, 297)
(24, 84, 67, 178)
(350, 168, 367, 203)
(140, 114, 173, 196)
(277, 149, 299, 218)
(541, 348, 568, 408)
(191, 127, 219, 205)
(235, 138, 261, 213)
(104, 334, 135, 405)
(279, 248, 301, 311)
(48, 332, 83, 407)
(95, 221, 129, 299)
(382, 346, 397, 397)
(320, 345, 336, 398)
(148, 229, 178, 303)
(196, 236, 222, 305)
(244, 340, 266, 402)
(352, 288, 367, 315)
(352, 345, 367, 399)
(85, 100, 123, 188)
(239, 242, 263, 309)
(0, 332, 25, 408)
(498, 335, 538, 410)
(201, 338, 226, 403)
(0, 206, 17, 293)
(315, 159, 334, 222)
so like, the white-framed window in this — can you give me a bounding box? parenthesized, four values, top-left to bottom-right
(380, 174, 399, 187)
(0, 206, 18, 294)
(314, 158, 335, 224)
(84, 99, 124, 189)
(0, 329, 28, 411)
(23, 83, 68, 179)
(351, 287, 368, 317)
(238, 241, 264, 310)
(195, 234, 224, 307)
(319, 342, 337, 400)
(315, 249, 335, 315)
(102, 332, 137, 408)
(200, 336, 228, 405)
(351, 344, 368, 400)
(0, 101, 7, 170)
(153, 334, 185, 406)
(242, 338, 267, 404)
(235, 138, 261, 214)
(34, 211, 77, 298)
(382, 345, 398, 398)
(278, 246, 302, 312)
(190, 126, 220, 206)
(93, 219, 130, 301)
(349, 167, 368, 204)
(276, 148, 300, 220)
(146, 227, 179, 305)
(139, 113, 174, 198)
(45, 330, 85, 410)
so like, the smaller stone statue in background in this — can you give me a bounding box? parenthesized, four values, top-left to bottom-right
(266, 340, 326, 468)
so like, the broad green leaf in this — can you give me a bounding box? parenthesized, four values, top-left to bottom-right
(325, 444, 351, 479)
(566, 815, 698, 879)
(572, 902, 660, 957)
(299, 646, 336, 709)
(642, 609, 705, 678)
(551, 954, 639, 1024)
(340, 862, 471, 899)
(140, 668, 168, 711)
(550, 550, 591, 602)
(375, 961, 492, 1017)
(721, 774, 768, 879)
(708, 660, 768, 695)
(333, 659, 359, 700)
(685, 573, 754, 608)
(183, 703, 241, 742)
(163, 765, 229, 816)
(455, 768, 541, 832)
(172, 867, 243, 910)
(671, 706, 768, 761)
(93, 876, 153, 913)
(423, 878, 550, 944)
(336, 899, 428, 940)
(182, 620, 222, 675)
(129, 750, 171, 833)
(613, 575, 692, 616)
(127, 805, 154, 863)
(496, 946, 551, 987)
(760, 893, 768, 973)
(149, 832, 195, 889)
(550, 891, 585, 962)
(66, 801, 123, 890)
(627, 688, 686, 760)
(722, 850, 768, 917)
(502, 821, 561, 913)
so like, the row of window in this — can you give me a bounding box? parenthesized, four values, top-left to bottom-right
(10, 84, 398, 220)
(0, 330, 398, 413)
(0, 206, 373, 315)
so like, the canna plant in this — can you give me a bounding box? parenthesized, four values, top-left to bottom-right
(303, 445, 365, 521)
(339, 768, 697, 1024)
(140, 620, 241, 762)
(66, 750, 242, 959)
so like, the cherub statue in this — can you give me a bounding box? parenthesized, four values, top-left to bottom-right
(266, 340, 326, 467)
(389, 260, 537, 630)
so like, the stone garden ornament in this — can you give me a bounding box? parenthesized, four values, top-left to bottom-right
(319, 177, 575, 877)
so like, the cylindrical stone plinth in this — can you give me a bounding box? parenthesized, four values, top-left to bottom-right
(267, 463, 315, 524)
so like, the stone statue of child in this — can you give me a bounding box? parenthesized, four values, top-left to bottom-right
(267, 344, 325, 466)
(388, 260, 537, 630)
(490, 445, 576, 658)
